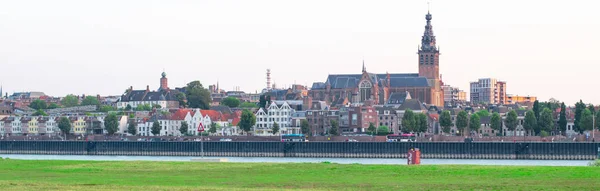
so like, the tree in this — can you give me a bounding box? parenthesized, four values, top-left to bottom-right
(574, 100, 586, 132)
(401, 109, 416, 133)
(185, 81, 211, 109)
(81, 96, 99, 106)
(209, 123, 218, 134)
(588, 104, 596, 114)
(29, 99, 47, 110)
(415, 113, 429, 134)
(539, 108, 555, 134)
(240, 102, 258, 108)
(504, 110, 518, 136)
(558, 103, 567, 135)
(300, 119, 310, 135)
(152, 104, 162, 109)
(125, 104, 132, 111)
(58, 117, 71, 137)
(47, 103, 59, 109)
(179, 121, 189, 135)
(533, 100, 541, 120)
(439, 111, 453, 135)
(175, 92, 187, 108)
(32, 109, 48, 116)
(490, 112, 502, 136)
(455, 111, 469, 135)
(128, 122, 137, 135)
(151, 121, 161, 136)
(468, 114, 481, 136)
(475, 110, 489, 117)
(61, 94, 79, 107)
(272, 122, 280, 135)
(99, 105, 115, 112)
(221, 97, 241, 108)
(329, 120, 339, 136)
(259, 95, 267, 108)
(368, 122, 376, 134)
(135, 104, 152, 111)
(579, 108, 594, 133)
(239, 109, 256, 135)
(104, 113, 119, 135)
(377, 126, 390, 135)
(523, 110, 537, 136)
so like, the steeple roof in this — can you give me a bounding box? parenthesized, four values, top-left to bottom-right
(420, 11, 438, 53)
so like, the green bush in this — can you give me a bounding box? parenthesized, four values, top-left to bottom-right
(589, 160, 600, 167)
(540, 131, 549, 137)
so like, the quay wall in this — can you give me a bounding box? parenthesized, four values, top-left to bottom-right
(0, 141, 598, 160)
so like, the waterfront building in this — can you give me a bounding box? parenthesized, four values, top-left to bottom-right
(254, 101, 295, 135)
(70, 116, 87, 135)
(338, 104, 378, 134)
(375, 106, 398, 134)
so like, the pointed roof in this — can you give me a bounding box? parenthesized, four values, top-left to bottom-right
(362, 60, 366, 73)
(170, 109, 192, 120)
(398, 96, 427, 111)
(420, 11, 438, 53)
(200, 110, 223, 121)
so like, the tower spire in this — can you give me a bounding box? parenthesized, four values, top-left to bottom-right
(362, 59, 366, 73)
(420, 9, 437, 52)
(427, 0, 431, 13)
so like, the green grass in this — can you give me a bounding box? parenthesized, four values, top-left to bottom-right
(0, 159, 599, 191)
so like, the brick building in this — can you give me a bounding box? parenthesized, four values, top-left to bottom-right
(338, 105, 378, 134)
(309, 11, 444, 107)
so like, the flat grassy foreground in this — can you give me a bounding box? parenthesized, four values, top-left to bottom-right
(0, 160, 599, 191)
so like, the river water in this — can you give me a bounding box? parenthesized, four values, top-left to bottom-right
(0, 154, 592, 166)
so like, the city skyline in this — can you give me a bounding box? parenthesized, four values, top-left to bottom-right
(1, 0, 599, 105)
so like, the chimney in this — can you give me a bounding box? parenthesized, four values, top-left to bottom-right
(146, 85, 150, 92)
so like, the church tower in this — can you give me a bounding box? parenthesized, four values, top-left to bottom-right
(418, 11, 440, 80)
(159, 71, 169, 91)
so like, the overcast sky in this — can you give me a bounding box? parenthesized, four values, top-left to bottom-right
(1, 0, 599, 105)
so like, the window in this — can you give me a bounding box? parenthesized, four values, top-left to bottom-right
(359, 81, 372, 102)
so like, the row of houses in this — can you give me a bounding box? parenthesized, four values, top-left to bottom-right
(0, 116, 109, 136)
(0, 108, 243, 137)
(253, 93, 581, 137)
(135, 109, 242, 136)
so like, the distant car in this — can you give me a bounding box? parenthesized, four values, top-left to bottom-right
(346, 139, 358, 142)
(219, 138, 232, 142)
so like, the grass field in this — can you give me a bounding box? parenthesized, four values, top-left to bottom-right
(0, 159, 599, 191)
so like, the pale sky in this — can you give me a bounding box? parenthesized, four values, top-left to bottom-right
(1, 0, 599, 105)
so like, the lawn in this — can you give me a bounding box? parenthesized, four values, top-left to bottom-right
(0, 159, 599, 191)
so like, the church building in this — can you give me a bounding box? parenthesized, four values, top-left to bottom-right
(309, 11, 444, 107)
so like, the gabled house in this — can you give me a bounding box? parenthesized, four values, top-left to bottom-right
(254, 101, 295, 136)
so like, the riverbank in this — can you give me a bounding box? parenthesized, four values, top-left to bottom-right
(0, 159, 599, 190)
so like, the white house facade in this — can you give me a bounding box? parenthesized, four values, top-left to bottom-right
(254, 101, 295, 136)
